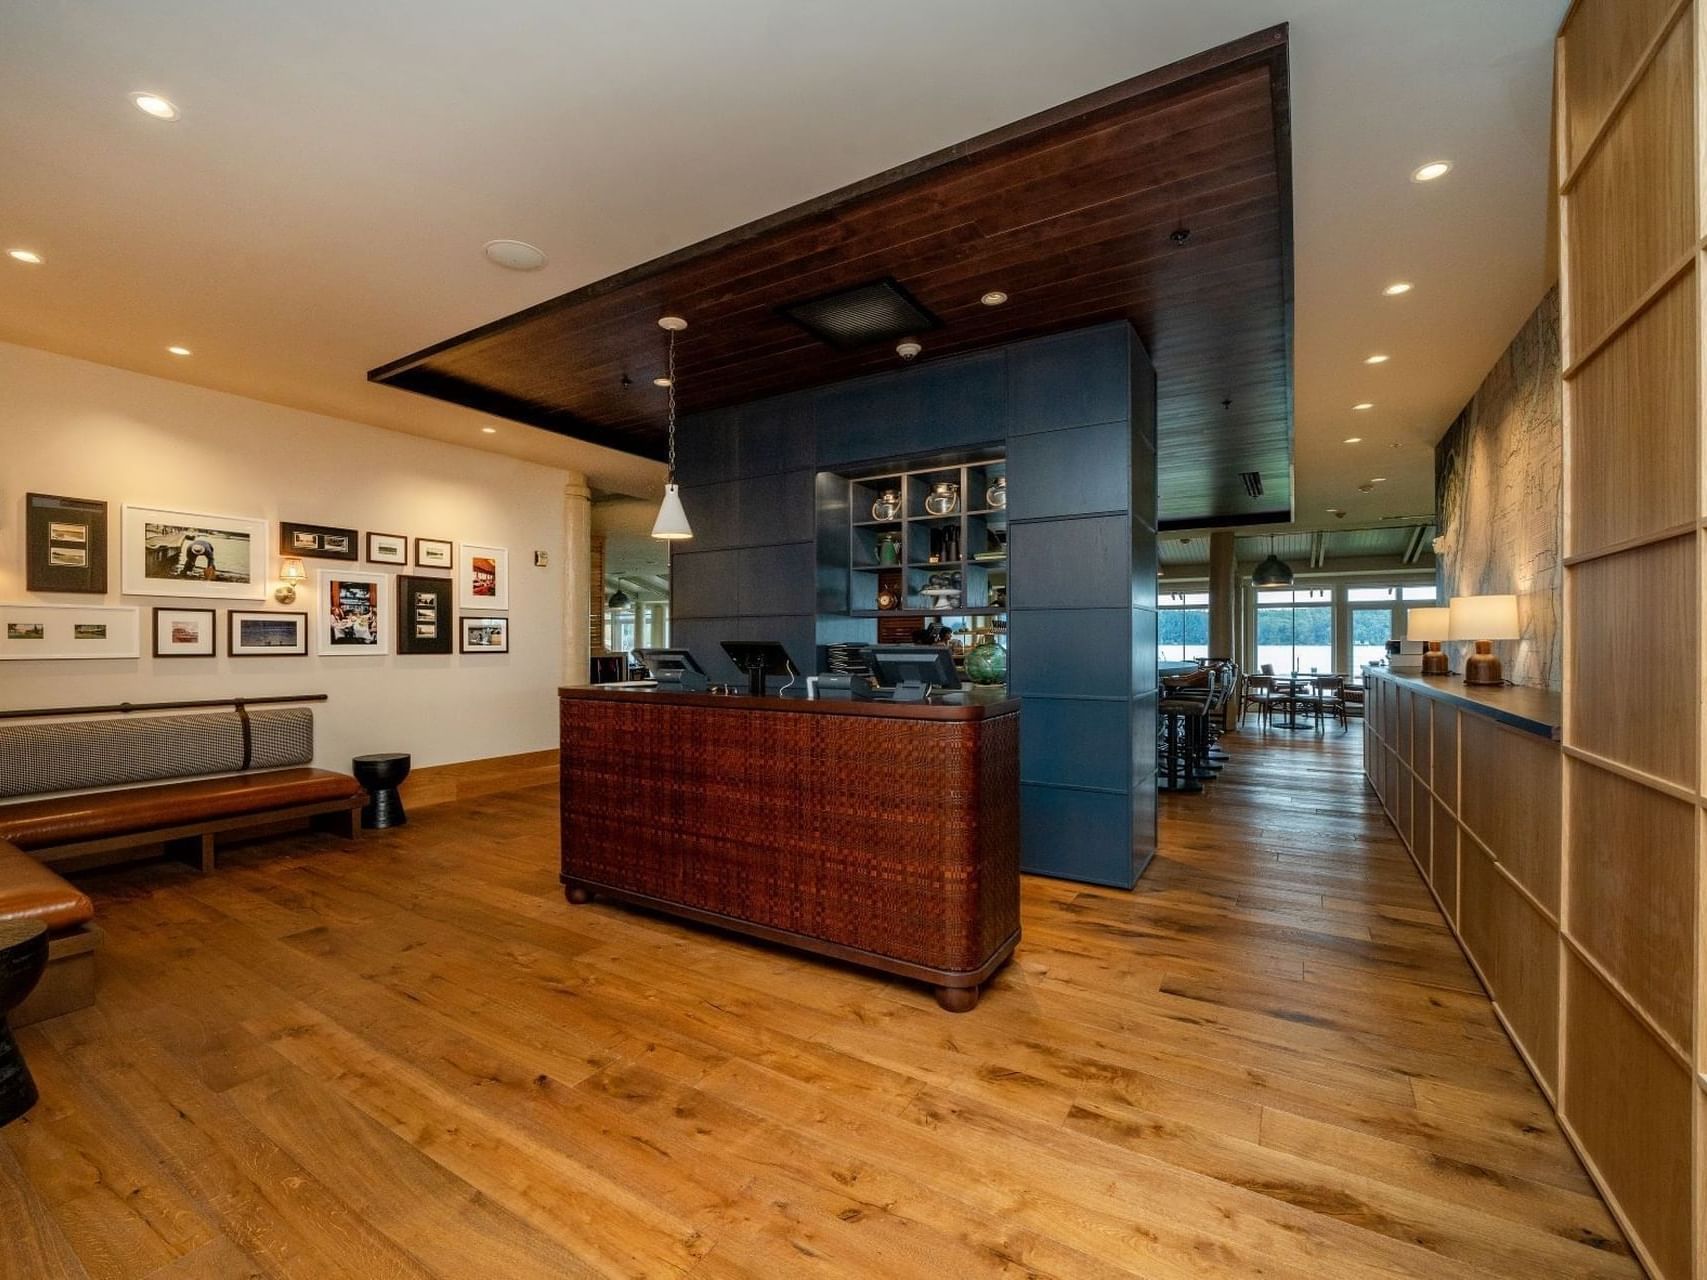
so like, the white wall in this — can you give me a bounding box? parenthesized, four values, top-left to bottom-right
(0, 341, 570, 770)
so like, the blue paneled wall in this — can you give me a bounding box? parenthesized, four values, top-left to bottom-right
(671, 322, 1158, 886)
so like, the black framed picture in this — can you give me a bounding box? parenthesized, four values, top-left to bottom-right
(459, 615, 509, 653)
(279, 521, 359, 561)
(398, 575, 452, 655)
(415, 537, 454, 569)
(152, 606, 217, 658)
(367, 531, 407, 564)
(229, 610, 307, 657)
(26, 493, 108, 593)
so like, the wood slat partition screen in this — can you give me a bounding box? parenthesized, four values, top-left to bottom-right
(1557, 2, 1703, 1276)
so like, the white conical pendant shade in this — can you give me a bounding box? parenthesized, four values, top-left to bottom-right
(651, 483, 693, 540)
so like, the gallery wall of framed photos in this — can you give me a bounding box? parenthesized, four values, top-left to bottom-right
(0, 340, 589, 771)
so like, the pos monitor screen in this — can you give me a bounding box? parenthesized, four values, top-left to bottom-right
(870, 644, 960, 701)
(638, 647, 707, 691)
(720, 640, 797, 697)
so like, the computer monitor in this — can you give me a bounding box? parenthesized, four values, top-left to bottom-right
(638, 647, 707, 691)
(869, 644, 961, 701)
(720, 640, 798, 697)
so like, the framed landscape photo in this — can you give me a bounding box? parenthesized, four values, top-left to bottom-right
(458, 543, 508, 610)
(459, 615, 509, 653)
(0, 603, 140, 660)
(229, 610, 307, 657)
(367, 531, 408, 565)
(397, 575, 452, 655)
(279, 521, 359, 561)
(122, 505, 267, 600)
(415, 537, 454, 569)
(318, 569, 389, 655)
(152, 606, 217, 658)
(26, 493, 108, 594)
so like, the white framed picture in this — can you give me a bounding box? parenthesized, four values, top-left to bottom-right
(458, 543, 508, 611)
(366, 531, 408, 565)
(230, 610, 308, 657)
(0, 603, 141, 660)
(459, 615, 510, 653)
(317, 569, 390, 656)
(121, 504, 267, 600)
(152, 606, 216, 658)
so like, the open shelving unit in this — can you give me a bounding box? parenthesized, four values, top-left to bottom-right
(847, 458, 1008, 621)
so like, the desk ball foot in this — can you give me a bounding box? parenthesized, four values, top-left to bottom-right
(565, 885, 591, 905)
(933, 984, 980, 1013)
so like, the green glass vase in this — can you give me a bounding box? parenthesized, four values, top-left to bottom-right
(965, 640, 1007, 686)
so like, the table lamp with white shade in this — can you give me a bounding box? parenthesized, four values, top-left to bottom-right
(1448, 594, 1520, 686)
(1406, 606, 1452, 676)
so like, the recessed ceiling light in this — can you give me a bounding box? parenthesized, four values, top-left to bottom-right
(482, 239, 547, 271)
(1371, 476, 1388, 483)
(653, 376, 672, 387)
(1411, 160, 1451, 182)
(1382, 282, 1413, 296)
(166, 345, 191, 356)
(1343, 437, 1363, 444)
(1353, 402, 1374, 411)
(7, 249, 43, 265)
(130, 92, 180, 121)
(1364, 353, 1390, 365)
(481, 426, 498, 434)
(980, 290, 1008, 307)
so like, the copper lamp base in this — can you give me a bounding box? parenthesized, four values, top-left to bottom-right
(1420, 643, 1449, 676)
(1462, 640, 1503, 686)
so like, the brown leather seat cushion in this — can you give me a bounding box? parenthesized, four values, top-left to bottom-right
(0, 768, 363, 850)
(0, 840, 94, 932)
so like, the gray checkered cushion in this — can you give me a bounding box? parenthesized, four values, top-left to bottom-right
(0, 709, 313, 799)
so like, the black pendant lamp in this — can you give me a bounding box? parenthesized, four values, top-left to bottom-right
(1251, 535, 1294, 588)
(607, 584, 633, 610)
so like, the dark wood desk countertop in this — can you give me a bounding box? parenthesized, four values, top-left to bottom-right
(1362, 666, 1561, 740)
(558, 684, 1019, 722)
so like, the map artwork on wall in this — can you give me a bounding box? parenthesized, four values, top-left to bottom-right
(1433, 288, 1561, 691)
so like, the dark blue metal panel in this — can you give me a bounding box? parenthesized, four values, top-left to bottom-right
(676, 481, 742, 552)
(737, 615, 816, 678)
(739, 396, 815, 478)
(676, 407, 739, 486)
(669, 548, 739, 620)
(1008, 323, 1132, 436)
(1020, 697, 1131, 792)
(1019, 784, 1135, 888)
(738, 543, 816, 615)
(738, 469, 815, 546)
(1008, 516, 1132, 610)
(670, 617, 741, 682)
(1005, 609, 1133, 699)
(1006, 419, 1132, 520)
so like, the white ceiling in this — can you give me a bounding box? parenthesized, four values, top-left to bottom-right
(0, 1, 1561, 516)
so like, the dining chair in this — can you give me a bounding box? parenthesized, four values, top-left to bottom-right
(1311, 675, 1349, 732)
(1239, 674, 1276, 728)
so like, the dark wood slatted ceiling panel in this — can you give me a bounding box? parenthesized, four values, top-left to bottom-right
(372, 26, 1293, 527)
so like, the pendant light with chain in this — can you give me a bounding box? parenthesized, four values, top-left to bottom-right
(1251, 534, 1294, 587)
(651, 316, 693, 540)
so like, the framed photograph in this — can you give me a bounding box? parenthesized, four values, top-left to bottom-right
(367, 531, 408, 565)
(152, 606, 217, 658)
(278, 521, 359, 561)
(26, 493, 108, 594)
(122, 505, 267, 600)
(415, 538, 454, 569)
(229, 610, 307, 657)
(398, 575, 452, 655)
(0, 603, 140, 660)
(318, 569, 389, 655)
(458, 543, 508, 611)
(460, 615, 510, 653)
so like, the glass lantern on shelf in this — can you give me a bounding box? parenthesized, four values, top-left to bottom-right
(870, 489, 902, 521)
(924, 481, 960, 516)
(986, 476, 1006, 510)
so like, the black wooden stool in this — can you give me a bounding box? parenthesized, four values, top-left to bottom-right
(0, 919, 49, 1126)
(352, 753, 412, 829)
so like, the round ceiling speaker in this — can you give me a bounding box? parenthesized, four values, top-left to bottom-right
(483, 240, 547, 271)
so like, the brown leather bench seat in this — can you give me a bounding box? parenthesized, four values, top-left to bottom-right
(0, 839, 99, 1028)
(0, 768, 362, 850)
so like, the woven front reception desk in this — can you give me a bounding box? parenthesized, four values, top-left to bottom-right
(558, 685, 1020, 1010)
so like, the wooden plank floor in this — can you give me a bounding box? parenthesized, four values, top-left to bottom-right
(1, 727, 1638, 1278)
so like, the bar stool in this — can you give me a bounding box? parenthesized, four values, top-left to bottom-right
(1158, 697, 1206, 793)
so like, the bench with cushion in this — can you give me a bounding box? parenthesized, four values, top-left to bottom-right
(0, 840, 98, 1027)
(0, 706, 363, 873)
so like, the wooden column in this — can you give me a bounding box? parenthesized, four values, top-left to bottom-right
(1207, 531, 1236, 661)
(1555, 5, 1702, 1277)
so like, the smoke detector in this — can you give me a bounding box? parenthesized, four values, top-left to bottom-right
(895, 338, 923, 361)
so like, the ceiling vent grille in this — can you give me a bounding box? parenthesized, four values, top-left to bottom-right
(777, 278, 940, 350)
(1238, 471, 1264, 498)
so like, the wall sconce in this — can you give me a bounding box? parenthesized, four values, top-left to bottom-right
(275, 557, 306, 604)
